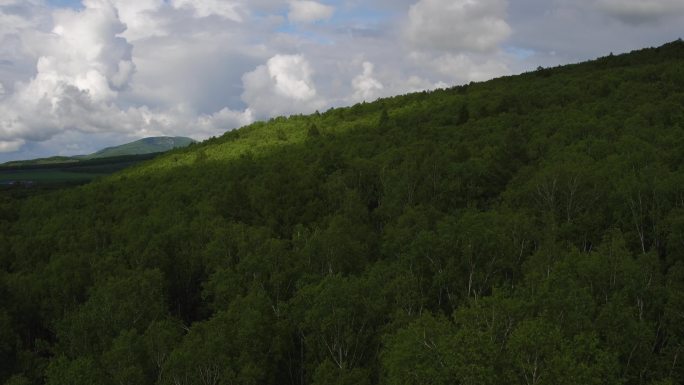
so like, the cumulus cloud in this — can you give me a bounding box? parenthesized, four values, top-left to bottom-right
(109, 0, 165, 41)
(0, 0, 51, 85)
(241, 54, 324, 118)
(596, 0, 684, 24)
(197, 107, 254, 134)
(402, 0, 511, 91)
(352, 62, 384, 102)
(406, 0, 511, 53)
(49, 0, 135, 97)
(0, 0, 137, 150)
(426, 53, 510, 83)
(288, 1, 334, 24)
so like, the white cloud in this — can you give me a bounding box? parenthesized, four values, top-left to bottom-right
(171, 0, 244, 21)
(266, 55, 317, 101)
(288, 1, 334, 24)
(109, 0, 165, 41)
(0, 0, 51, 87)
(406, 0, 511, 53)
(352, 62, 383, 102)
(596, 0, 684, 24)
(401, 0, 511, 91)
(0, 0, 137, 149)
(197, 107, 254, 134)
(382, 75, 447, 95)
(427, 53, 510, 83)
(50, 0, 135, 96)
(241, 54, 324, 118)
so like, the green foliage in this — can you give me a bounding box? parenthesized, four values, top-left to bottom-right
(163, 288, 276, 385)
(2, 41, 684, 384)
(56, 269, 166, 357)
(307, 123, 321, 138)
(382, 312, 497, 385)
(45, 356, 106, 385)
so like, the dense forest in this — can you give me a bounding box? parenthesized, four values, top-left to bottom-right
(1, 40, 684, 384)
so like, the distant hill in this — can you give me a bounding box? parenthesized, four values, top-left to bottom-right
(2, 136, 195, 167)
(0, 136, 195, 185)
(1, 156, 80, 167)
(79, 136, 196, 159)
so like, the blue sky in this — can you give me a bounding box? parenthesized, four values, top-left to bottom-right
(47, 0, 81, 6)
(0, 0, 682, 161)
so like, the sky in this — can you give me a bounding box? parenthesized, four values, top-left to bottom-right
(0, 0, 682, 161)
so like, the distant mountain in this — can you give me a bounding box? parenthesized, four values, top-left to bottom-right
(2, 136, 195, 167)
(79, 136, 196, 159)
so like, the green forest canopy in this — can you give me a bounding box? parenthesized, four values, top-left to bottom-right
(1, 40, 684, 384)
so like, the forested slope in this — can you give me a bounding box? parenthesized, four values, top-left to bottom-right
(82, 137, 195, 159)
(1, 40, 684, 385)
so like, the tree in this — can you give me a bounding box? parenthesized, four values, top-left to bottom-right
(164, 288, 277, 385)
(382, 312, 497, 385)
(457, 103, 470, 125)
(308, 123, 321, 138)
(290, 274, 382, 383)
(56, 269, 166, 357)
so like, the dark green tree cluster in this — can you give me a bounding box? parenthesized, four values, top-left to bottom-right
(1, 41, 684, 384)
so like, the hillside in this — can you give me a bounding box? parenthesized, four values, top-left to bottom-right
(81, 136, 196, 159)
(2, 137, 194, 167)
(1, 40, 684, 385)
